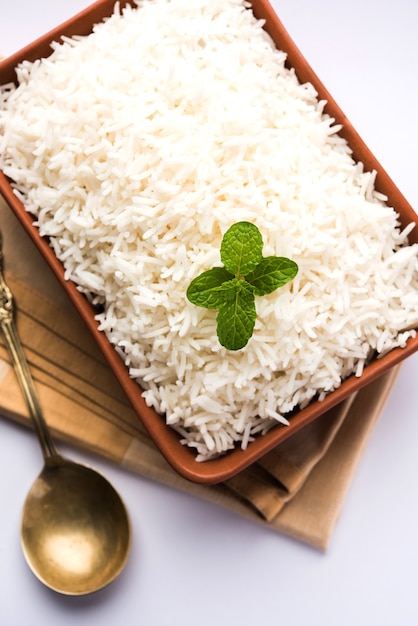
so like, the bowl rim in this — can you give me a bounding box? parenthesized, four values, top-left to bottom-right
(1, 0, 417, 484)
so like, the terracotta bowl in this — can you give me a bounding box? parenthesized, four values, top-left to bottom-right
(1, 0, 417, 484)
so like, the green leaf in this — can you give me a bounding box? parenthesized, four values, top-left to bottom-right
(220, 221, 263, 277)
(215, 280, 256, 350)
(246, 256, 299, 296)
(186, 266, 234, 308)
(210, 277, 243, 302)
(186, 221, 298, 351)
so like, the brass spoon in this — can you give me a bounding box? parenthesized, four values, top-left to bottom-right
(0, 233, 131, 595)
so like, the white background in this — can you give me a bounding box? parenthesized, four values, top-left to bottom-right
(1, 0, 418, 624)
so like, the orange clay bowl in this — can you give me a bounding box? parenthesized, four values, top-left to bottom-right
(1, 0, 417, 484)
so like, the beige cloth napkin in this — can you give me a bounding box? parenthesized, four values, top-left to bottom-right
(0, 196, 400, 549)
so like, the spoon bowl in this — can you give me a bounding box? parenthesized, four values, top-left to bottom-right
(21, 460, 130, 595)
(0, 232, 131, 594)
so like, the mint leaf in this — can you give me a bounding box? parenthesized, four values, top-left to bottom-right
(186, 221, 298, 350)
(246, 256, 298, 296)
(210, 277, 244, 302)
(220, 221, 263, 276)
(216, 280, 256, 350)
(186, 267, 233, 308)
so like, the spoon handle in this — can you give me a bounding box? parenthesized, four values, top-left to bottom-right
(0, 231, 59, 461)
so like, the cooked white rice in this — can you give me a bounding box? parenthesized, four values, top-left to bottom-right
(1, 0, 418, 460)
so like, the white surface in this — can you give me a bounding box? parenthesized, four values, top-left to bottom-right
(1, 0, 418, 624)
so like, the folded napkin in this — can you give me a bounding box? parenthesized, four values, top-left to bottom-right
(0, 197, 400, 549)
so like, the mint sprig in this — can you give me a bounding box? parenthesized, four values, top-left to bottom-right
(186, 222, 298, 350)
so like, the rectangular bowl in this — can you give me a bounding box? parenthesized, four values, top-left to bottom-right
(1, 0, 417, 484)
